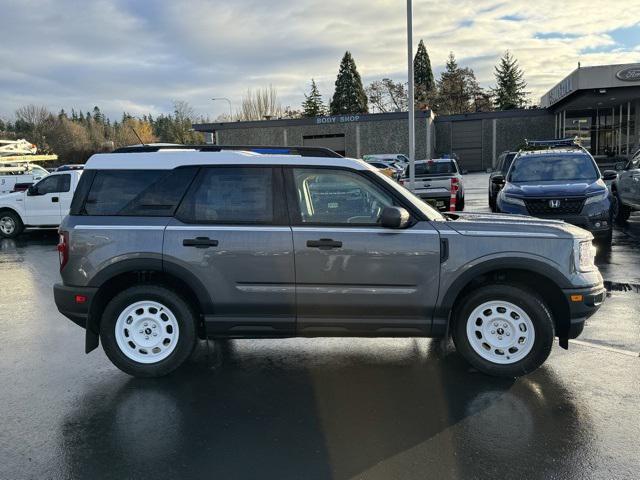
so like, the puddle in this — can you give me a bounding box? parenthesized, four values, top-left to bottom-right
(604, 281, 640, 294)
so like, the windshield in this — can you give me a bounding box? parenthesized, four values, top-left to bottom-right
(509, 154, 598, 183)
(409, 161, 456, 177)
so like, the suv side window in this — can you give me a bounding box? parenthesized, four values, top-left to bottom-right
(177, 167, 275, 224)
(290, 168, 396, 225)
(34, 174, 70, 194)
(83, 168, 196, 216)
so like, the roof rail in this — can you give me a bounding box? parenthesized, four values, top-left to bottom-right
(111, 144, 343, 158)
(523, 137, 582, 149)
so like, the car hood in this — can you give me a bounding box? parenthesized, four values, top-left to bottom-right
(503, 179, 605, 197)
(444, 212, 591, 240)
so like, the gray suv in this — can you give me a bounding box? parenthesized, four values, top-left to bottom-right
(54, 146, 606, 378)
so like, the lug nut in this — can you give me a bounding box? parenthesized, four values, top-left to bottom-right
(153, 333, 158, 337)
(144, 322, 148, 327)
(506, 332, 510, 336)
(145, 335, 149, 340)
(152, 324, 156, 329)
(491, 330, 495, 334)
(498, 336, 503, 340)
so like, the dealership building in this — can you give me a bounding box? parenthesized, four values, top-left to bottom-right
(193, 62, 640, 171)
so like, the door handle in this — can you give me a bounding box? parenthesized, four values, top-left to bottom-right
(306, 238, 342, 250)
(51, 197, 59, 203)
(183, 237, 219, 248)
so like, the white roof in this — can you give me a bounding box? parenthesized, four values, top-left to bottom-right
(84, 150, 375, 171)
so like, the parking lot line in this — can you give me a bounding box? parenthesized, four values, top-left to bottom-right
(569, 339, 640, 357)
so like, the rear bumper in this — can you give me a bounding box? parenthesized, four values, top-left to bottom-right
(53, 283, 97, 329)
(562, 284, 607, 339)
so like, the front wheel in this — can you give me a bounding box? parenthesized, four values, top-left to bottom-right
(0, 211, 24, 238)
(100, 284, 197, 377)
(452, 284, 554, 377)
(611, 190, 631, 225)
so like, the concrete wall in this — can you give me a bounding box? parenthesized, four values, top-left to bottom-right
(216, 115, 433, 159)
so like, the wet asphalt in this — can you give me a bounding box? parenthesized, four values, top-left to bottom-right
(1, 173, 639, 480)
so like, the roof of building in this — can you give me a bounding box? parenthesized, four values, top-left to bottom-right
(84, 150, 374, 171)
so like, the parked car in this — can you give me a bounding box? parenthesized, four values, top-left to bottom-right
(611, 149, 640, 224)
(489, 151, 517, 212)
(366, 160, 402, 179)
(55, 164, 85, 171)
(496, 140, 617, 246)
(402, 158, 464, 211)
(0, 170, 82, 238)
(0, 162, 49, 194)
(53, 146, 605, 378)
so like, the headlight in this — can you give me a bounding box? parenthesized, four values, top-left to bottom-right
(575, 240, 596, 272)
(501, 192, 525, 206)
(584, 191, 608, 205)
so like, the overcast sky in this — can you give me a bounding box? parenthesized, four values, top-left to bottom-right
(1, 0, 639, 121)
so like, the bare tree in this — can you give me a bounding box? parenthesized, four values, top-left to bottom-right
(366, 79, 408, 113)
(15, 105, 50, 128)
(237, 85, 283, 121)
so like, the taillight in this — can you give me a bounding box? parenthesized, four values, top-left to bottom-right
(399, 179, 405, 186)
(449, 178, 459, 212)
(450, 177, 459, 193)
(57, 230, 69, 270)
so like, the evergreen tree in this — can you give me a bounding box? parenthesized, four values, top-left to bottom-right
(435, 52, 487, 114)
(330, 51, 368, 115)
(301, 79, 326, 117)
(492, 51, 528, 110)
(413, 39, 435, 107)
(92, 106, 104, 124)
(58, 109, 68, 119)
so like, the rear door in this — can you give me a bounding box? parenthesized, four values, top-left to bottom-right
(163, 166, 296, 336)
(23, 173, 70, 225)
(618, 154, 640, 207)
(285, 167, 441, 336)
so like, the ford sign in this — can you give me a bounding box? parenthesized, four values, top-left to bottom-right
(616, 66, 640, 82)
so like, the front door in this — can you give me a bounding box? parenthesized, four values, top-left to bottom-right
(24, 173, 70, 225)
(163, 166, 296, 336)
(285, 167, 441, 336)
(619, 154, 640, 208)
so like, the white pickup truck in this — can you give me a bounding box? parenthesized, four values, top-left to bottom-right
(0, 170, 82, 238)
(401, 158, 465, 211)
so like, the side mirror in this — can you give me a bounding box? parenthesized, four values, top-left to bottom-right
(380, 206, 410, 229)
(491, 174, 505, 184)
(615, 162, 625, 171)
(27, 186, 37, 196)
(602, 170, 618, 181)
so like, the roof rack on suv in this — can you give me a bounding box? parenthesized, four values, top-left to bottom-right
(522, 137, 583, 150)
(111, 144, 343, 158)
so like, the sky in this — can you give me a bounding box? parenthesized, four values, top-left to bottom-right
(1, 0, 639, 121)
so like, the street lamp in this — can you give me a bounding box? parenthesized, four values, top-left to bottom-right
(211, 97, 233, 119)
(406, 0, 415, 191)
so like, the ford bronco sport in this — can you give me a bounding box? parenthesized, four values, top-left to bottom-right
(54, 145, 605, 378)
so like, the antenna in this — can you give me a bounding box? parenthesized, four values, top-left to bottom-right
(130, 127, 145, 146)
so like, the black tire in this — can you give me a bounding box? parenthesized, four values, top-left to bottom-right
(595, 228, 613, 249)
(452, 283, 554, 377)
(0, 210, 24, 239)
(612, 189, 631, 225)
(488, 194, 495, 212)
(100, 284, 198, 377)
(456, 193, 465, 211)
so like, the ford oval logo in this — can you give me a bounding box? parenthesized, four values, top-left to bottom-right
(549, 199, 561, 208)
(616, 67, 640, 82)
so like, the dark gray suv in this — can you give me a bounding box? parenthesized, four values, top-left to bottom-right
(54, 146, 606, 378)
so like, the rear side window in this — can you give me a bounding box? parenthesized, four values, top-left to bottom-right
(83, 168, 197, 216)
(177, 167, 274, 224)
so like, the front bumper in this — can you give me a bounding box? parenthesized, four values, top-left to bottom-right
(562, 283, 607, 339)
(53, 283, 97, 329)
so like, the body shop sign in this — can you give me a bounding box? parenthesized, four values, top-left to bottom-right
(616, 66, 640, 82)
(316, 115, 360, 124)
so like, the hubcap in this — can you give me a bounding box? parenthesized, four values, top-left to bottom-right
(466, 300, 535, 365)
(115, 300, 179, 364)
(0, 216, 16, 235)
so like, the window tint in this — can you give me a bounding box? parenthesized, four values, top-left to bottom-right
(34, 174, 70, 194)
(292, 168, 395, 225)
(178, 167, 274, 224)
(84, 168, 196, 216)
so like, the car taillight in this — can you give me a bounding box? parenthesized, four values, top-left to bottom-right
(57, 230, 69, 270)
(450, 178, 459, 212)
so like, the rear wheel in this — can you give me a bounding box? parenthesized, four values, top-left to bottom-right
(452, 284, 554, 377)
(100, 284, 197, 377)
(0, 211, 24, 239)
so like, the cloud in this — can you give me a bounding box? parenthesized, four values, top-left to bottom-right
(0, 0, 639, 120)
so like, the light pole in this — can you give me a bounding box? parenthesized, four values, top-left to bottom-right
(406, 0, 415, 191)
(211, 97, 233, 119)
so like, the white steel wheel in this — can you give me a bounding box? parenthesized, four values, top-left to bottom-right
(0, 215, 16, 235)
(115, 300, 180, 364)
(465, 300, 535, 365)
